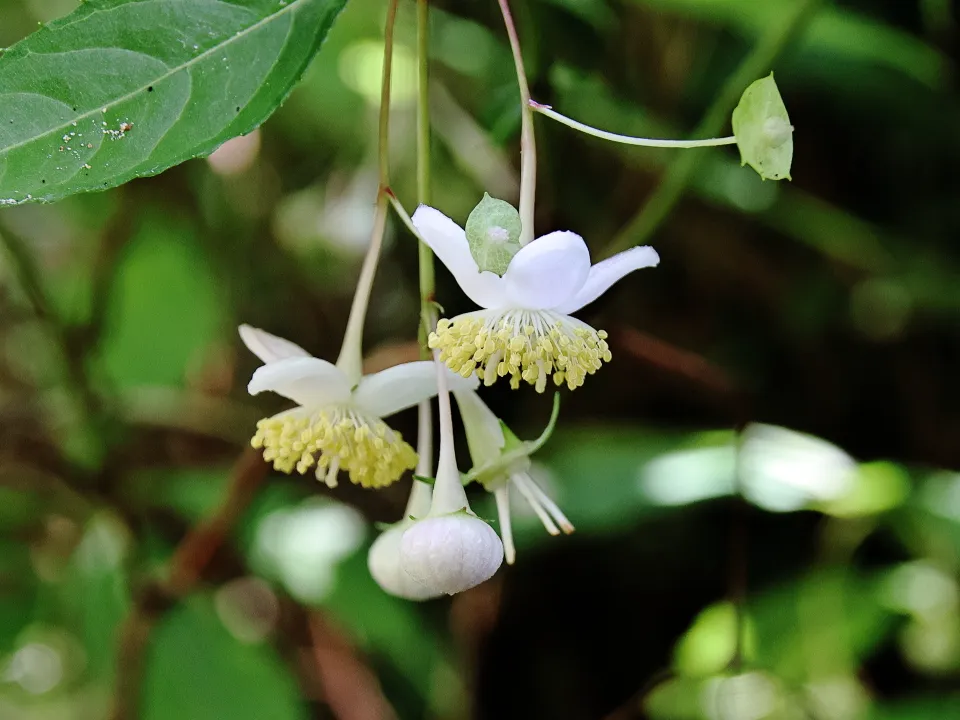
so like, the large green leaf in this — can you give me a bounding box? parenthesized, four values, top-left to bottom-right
(0, 0, 347, 205)
(143, 596, 308, 720)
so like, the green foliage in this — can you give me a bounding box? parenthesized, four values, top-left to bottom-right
(97, 211, 227, 387)
(142, 596, 307, 720)
(465, 193, 523, 275)
(0, 0, 958, 717)
(0, 0, 348, 205)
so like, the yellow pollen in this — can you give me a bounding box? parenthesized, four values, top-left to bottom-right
(250, 406, 417, 488)
(428, 310, 612, 391)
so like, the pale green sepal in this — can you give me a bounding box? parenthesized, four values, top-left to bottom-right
(500, 422, 525, 453)
(465, 193, 523, 275)
(463, 393, 562, 486)
(731, 73, 793, 181)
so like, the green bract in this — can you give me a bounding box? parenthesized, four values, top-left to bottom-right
(465, 193, 523, 276)
(731, 73, 794, 181)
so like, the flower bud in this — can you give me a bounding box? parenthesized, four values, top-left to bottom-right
(399, 513, 504, 595)
(367, 521, 442, 601)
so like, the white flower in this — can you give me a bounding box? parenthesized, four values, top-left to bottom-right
(454, 389, 572, 565)
(240, 324, 477, 489)
(412, 205, 660, 391)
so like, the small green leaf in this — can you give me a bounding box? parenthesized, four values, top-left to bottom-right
(0, 0, 348, 205)
(465, 193, 522, 275)
(731, 73, 793, 181)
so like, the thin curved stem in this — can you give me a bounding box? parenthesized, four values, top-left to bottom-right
(602, 0, 823, 259)
(413, 0, 438, 507)
(530, 101, 737, 148)
(335, 0, 400, 384)
(497, 0, 537, 245)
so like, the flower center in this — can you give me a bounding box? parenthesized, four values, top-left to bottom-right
(429, 310, 612, 392)
(251, 405, 417, 488)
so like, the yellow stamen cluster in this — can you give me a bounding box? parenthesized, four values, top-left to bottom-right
(251, 406, 417, 488)
(429, 310, 612, 391)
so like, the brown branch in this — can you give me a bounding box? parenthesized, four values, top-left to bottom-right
(307, 613, 399, 720)
(109, 447, 269, 720)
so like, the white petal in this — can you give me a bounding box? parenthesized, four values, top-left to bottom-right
(247, 357, 351, 407)
(399, 514, 503, 595)
(453, 390, 505, 463)
(238, 324, 310, 364)
(368, 521, 441, 601)
(554, 245, 660, 314)
(352, 361, 479, 418)
(412, 205, 508, 308)
(503, 231, 591, 310)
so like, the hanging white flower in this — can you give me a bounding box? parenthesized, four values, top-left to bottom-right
(240, 324, 477, 489)
(412, 202, 659, 391)
(395, 361, 504, 596)
(454, 389, 571, 564)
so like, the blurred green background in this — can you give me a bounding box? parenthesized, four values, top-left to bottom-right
(0, 0, 959, 718)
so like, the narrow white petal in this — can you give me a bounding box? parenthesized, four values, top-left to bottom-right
(247, 357, 351, 407)
(512, 473, 560, 535)
(352, 360, 479, 418)
(555, 245, 660, 314)
(453, 389, 505, 463)
(495, 487, 516, 565)
(412, 205, 508, 308)
(238, 324, 310, 364)
(503, 231, 591, 310)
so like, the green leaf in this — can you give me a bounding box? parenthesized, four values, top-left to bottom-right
(61, 514, 131, 679)
(143, 596, 307, 720)
(464, 193, 522, 275)
(732, 73, 794, 181)
(0, 0, 348, 205)
(97, 210, 227, 387)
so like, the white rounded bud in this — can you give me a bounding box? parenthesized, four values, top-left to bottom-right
(367, 522, 441, 601)
(399, 513, 504, 596)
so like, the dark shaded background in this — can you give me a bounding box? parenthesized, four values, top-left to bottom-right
(0, 0, 958, 718)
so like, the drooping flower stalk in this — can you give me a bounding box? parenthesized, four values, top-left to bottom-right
(334, 0, 401, 386)
(529, 101, 738, 149)
(497, 0, 536, 246)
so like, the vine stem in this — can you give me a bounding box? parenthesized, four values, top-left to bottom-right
(414, 0, 437, 484)
(601, 0, 823, 259)
(530, 100, 737, 148)
(335, 0, 400, 385)
(497, 0, 537, 245)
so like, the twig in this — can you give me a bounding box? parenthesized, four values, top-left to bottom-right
(308, 613, 399, 720)
(109, 448, 269, 720)
(0, 224, 110, 466)
(602, 0, 823, 258)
